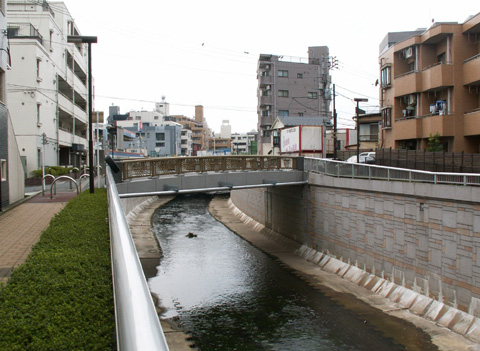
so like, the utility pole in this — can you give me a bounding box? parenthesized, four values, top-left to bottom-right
(333, 84, 338, 160)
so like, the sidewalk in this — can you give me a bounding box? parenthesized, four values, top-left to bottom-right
(0, 177, 104, 283)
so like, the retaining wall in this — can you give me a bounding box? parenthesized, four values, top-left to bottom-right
(230, 172, 480, 315)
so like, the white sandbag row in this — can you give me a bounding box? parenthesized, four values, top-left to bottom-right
(295, 245, 480, 343)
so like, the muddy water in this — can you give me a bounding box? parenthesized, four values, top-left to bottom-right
(149, 195, 436, 351)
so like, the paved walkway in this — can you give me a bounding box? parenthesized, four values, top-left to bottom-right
(0, 178, 103, 283)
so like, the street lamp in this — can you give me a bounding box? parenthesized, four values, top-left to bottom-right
(354, 98, 368, 163)
(67, 35, 97, 193)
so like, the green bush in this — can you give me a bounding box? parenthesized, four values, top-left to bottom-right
(0, 189, 115, 350)
(30, 166, 71, 178)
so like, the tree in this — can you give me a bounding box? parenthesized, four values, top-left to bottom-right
(426, 133, 443, 152)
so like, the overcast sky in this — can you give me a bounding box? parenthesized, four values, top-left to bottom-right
(61, 0, 478, 134)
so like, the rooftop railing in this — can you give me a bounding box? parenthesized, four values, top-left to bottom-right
(304, 157, 480, 186)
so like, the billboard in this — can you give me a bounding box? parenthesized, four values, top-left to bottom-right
(281, 127, 300, 153)
(280, 126, 323, 154)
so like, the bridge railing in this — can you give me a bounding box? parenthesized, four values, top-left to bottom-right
(120, 156, 298, 180)
(304, 157, 480, 186)
(106, 166, 169, 351)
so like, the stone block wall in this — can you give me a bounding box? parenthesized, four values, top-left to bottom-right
(231, 173, 480, 313)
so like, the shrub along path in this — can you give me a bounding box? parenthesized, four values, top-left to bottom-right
(0, 189, 115, 350)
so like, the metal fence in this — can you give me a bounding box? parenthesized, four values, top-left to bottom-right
(106, 166, 169, 351)
(304, 157, 480, 186)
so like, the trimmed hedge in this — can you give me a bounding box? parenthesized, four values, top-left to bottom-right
(0, 189, 115, 351)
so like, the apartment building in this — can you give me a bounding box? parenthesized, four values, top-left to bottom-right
(0, 0, 24, 208)
(171, 105, 211, 151)
(257, 46, 332, 155)
(231, 132, 257, 155)
(6, 0, 90, 176)
(379, 12, 480, 152)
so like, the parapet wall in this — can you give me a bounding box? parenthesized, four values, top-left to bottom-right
(230, 173, 480, 315)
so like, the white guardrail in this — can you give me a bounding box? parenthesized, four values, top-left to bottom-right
(304, 157, 480, 186)
(106, 166, 169, 351)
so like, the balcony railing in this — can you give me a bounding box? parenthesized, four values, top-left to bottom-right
(7, 23, 43, 44)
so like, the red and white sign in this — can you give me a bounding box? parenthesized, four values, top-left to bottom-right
(280, 126, 323, 154)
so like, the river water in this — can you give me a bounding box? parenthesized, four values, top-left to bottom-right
(149, 195, 435, 351)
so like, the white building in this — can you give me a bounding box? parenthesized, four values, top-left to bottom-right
(1, 0, 25, 208)
(6, 1, 90, 176)
(115, 100, 172, 130)
(181, 129, 193, 156)
(231, 132, 256, 155)
(220, 120, 231, 139)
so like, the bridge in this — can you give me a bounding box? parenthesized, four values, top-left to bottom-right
(106, 155, 480, 350)
(112, 156, 308, 198)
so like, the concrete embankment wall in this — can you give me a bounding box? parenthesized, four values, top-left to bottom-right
(230, 173, 480, 319)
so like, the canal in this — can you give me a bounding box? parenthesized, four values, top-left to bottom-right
(149, 194, 437, 351)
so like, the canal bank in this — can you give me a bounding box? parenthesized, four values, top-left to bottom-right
(208, 195, 479, 351)
(126, 194, 478, 350)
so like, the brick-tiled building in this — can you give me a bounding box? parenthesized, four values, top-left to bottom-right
(379, 12, 480, 152)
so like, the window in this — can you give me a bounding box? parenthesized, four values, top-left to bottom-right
(278, 90, 289, 97)
(297, 73, 303, 78)
(382, 108, 392, 128)
(0, 159, 6, 181)
(156, 142, 165, 147)
(154, 116, 159, 120)
(359, 123, 379, 142)
(135, 116, 141, 120)
(298, 112, 304, 116)
(49, 30, 54, 52)
(278, 70, 288, 77)
(308, 92, 318, 99)
(381, 65, 391, 88)
(278, 110, 289, 117)
(156, 132, 165, 141)
(36, 103, 41, 125)
(36, 58, 42, 81)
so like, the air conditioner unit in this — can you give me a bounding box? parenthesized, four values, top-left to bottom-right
(266, 105, 270, 110)
(266, 85, 271, 90)
(265, 64, 270, 69)
(405, 47, 413, 59)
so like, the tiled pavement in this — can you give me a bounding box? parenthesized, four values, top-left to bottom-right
(0, 187, 84, 283)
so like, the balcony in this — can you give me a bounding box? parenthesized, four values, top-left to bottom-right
(259, 74, 273, 85)
(463, 54, 480, 85)
(394, 71, 422, 97)
(420, 113, 455, 138)
(259, 95, 273, 105)
(58, 129, 73, 147)
(464, 109, 480, 136)
(421, 63, 454, 91)
(393, 118, 422, 140)
(7, 23, 43, 45)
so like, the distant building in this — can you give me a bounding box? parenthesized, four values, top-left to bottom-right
(257, 46, 332, 155)
(171, 105, 211, 151)
(7, 1, 90, 175)
(379, 13, 480, 152)
(124, 124, 182, 157)
(220, 120, 231, 139)
(231, 132, 257, 155)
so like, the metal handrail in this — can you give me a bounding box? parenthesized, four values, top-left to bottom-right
(106, 166, 169, 351)
(304, 157, 480, 186)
